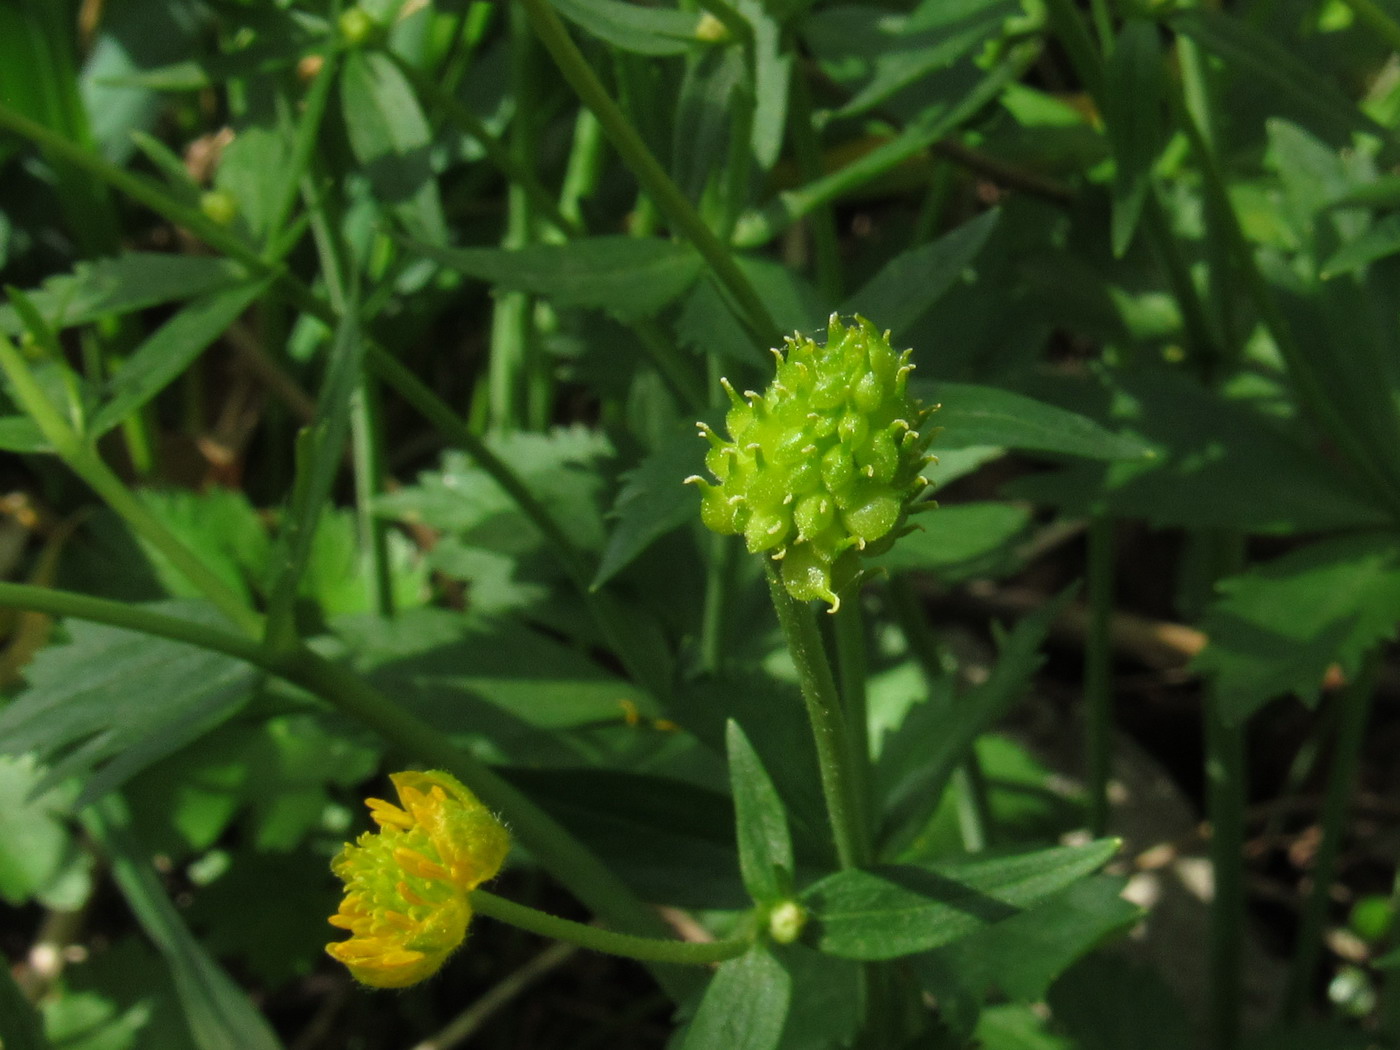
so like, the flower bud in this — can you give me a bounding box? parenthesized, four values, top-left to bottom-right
(689, 315, 936, 609)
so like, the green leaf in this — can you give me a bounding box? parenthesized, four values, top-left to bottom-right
(1104, 20, 1163, 257)
(920, 876, 1141, 1001)
(726, 720, 794, 904)
(593, 425, 704, 590)
(89, 280, 270, 437)
(507, 767, 746, 909)
(413, 236, 705, 319)
(264, 306, 368, 646)
(842, 209, 1000, 338)
(338, 607, 659, 732)
(804, 0, 1016, 117)
(868, 502, 1032, 581)
(682, 945, 791, 1050)
(0, 754, 84, 906)
(1004, 370, 1392, 533)
(0, 254, 248, 335)
(551, 0, 707, 56)
(1194, 533, 1400, 723)
(85, 797, 284, 1050)
(974, 1004, 1072, 1050)
(803, 838, 1118, 960)
(1047, 954, 1190, 1050)
(919, 381, 1152, 460)
(1168, 10, 1380, 143)
(879, 588, 1074, 855)
(1321, 213, 1400, 278)
(0, 953, 49, 1050)
(0, 601, 257, 805)
(339, 49, 445, 244)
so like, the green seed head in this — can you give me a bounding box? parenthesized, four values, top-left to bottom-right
(690, 315, 936, 609)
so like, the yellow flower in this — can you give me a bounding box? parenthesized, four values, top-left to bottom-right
(326, 770, 509, 988)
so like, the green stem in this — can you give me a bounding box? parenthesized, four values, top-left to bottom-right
(1204, 698, 1246, 1050)
(1281, 652, 1380, 1019)
(764, 561, 870, 869)
(832, 596, 874, 829)
(470, 890, 752, 965)
(1084, 515, 1115, 837)
(389, 51, 582, 241)
(351, 379, 395, 618)
(0, 579, 697, 999)
(699, 529, 738, 675)
(788, 62, 842, 302)
(514, 0, 780, 347)
(0, 335, 262, 637)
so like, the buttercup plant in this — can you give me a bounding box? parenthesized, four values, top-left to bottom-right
(690, 314, 937, 610)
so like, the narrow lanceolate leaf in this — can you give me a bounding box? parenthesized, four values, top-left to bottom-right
(340, 49, 445, 245)
(1105, 20, 1163, 258)
(411, 237, 704, 319)
(918, 381, 1152, 460)
(0, 254, 247, 336)
(86, 797, 284, 1050)
(90, 279, 270, 437)
(842, 209, 1000, 338)
(551, 0, 709, 56)
(682, 945, 791, 1050)
(803, 839, 1119, 960)
(726, 720, 794, 904)
(1168, 10, 1381, 142)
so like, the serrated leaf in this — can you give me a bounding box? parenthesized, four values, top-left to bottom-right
(1004, 370, 1392, 532)
(593, 426, 704, 590)
(340, 49, 445, 244)
(552, 0, 707, 56)
(919, 381, 1151, 460)
(85, 797, 284, 1050)
(842, 209, 1000, 338)
(802, 839, 1118, 960)
(727, 720, 794, 904)
(1194, 533, 1400, 723)
(0, 255, 248, 336)
(413, 237, 704, 319)
(0, 754, 79, 905)
(0, 601, 257, 805)
(1105, 20, 1163, 257)
(682, 945, 791, 1050)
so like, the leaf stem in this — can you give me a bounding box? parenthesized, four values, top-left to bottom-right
(1085, 515, 1115, 837)
(764, 561, 871, 869)
(0, 334, 262, 637)
(0, 580, 698, 1000)
(514, 0, 779, 347)
(1281, 651, 1380, 1018)
(470, 890, 752, 965)
(1204, 697, 1246, 1050)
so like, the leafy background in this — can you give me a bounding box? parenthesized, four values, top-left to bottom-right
(2, 0, 1400, 1048)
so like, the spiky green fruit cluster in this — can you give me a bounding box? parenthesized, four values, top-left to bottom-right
(690, 315, 936, 609)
